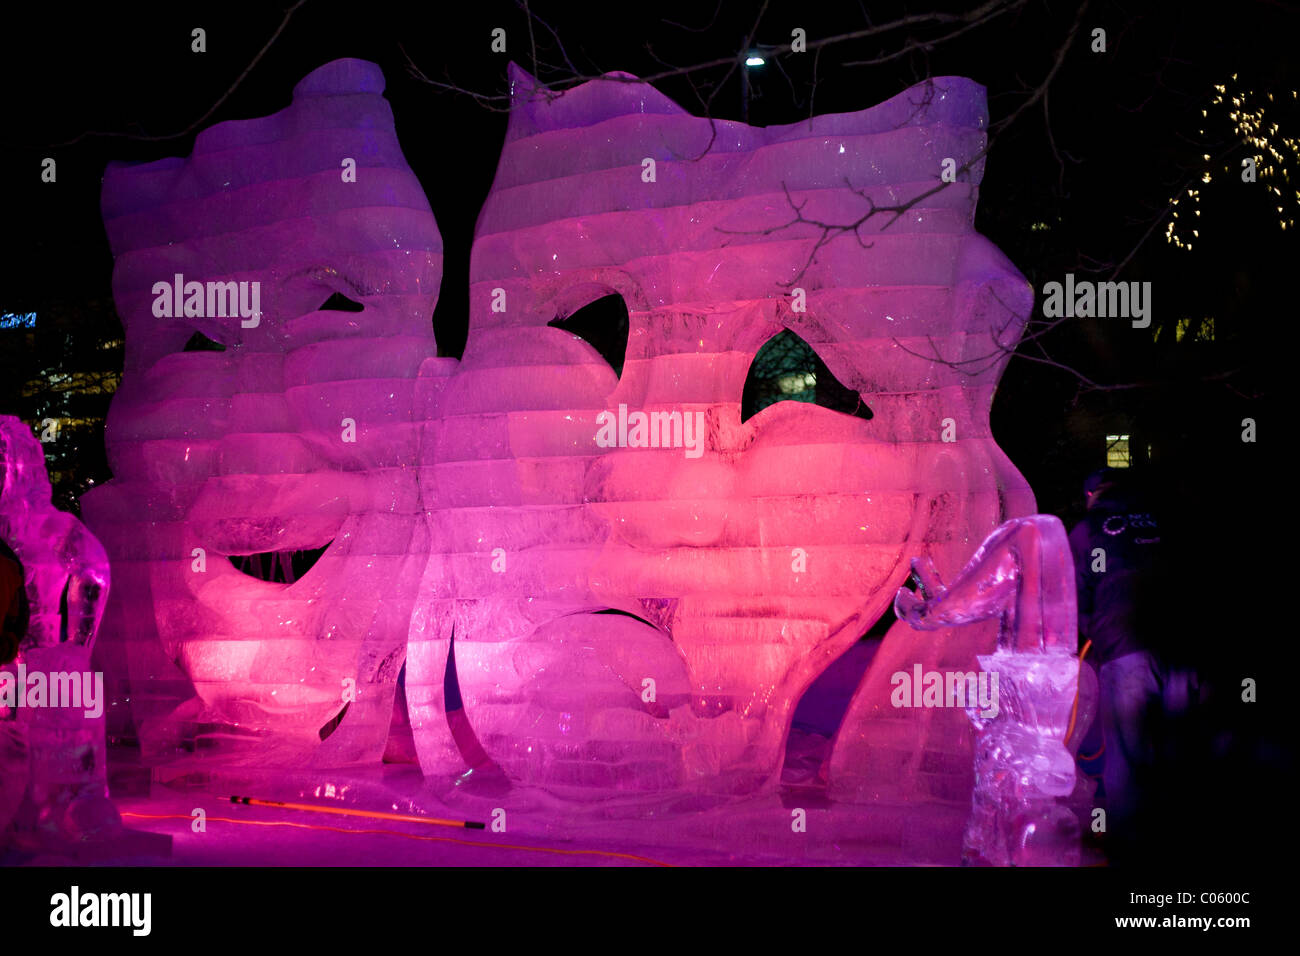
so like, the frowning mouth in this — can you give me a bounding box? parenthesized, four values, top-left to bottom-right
(188, 480, 352, 589)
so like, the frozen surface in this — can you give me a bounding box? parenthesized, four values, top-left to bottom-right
(17, 746, 968, 866)
(85, 59, 1043, 845)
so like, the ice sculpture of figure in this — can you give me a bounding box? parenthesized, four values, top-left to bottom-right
(891, 514, 1085, 865)
(0, 415, 114, 837)
(408, 65, 1036, 794)
(81, 59, 443, 766)
(0, 418, 109, 649)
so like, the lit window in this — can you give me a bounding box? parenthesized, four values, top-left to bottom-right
(741, 329, 871, 422)
(777, 372, 817, 394)
(1105, 434, 1131, 468)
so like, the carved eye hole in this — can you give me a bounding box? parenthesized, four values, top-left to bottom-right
(741, 329, 873, 423)
(548, 293, 630, 378)
(228, 542, 332, 584)
(182, 331, 226, 352)
(318, 291, 364, 312)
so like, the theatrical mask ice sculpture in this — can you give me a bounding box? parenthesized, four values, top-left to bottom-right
(405, 64, 1037, 796)
(893, 515, 1093, 865)
(82, 60, 443, 765)
(1, 416, 113, 835)
(86, 57, 1040, 811)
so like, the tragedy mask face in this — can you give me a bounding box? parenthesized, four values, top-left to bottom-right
(88, 59, 442, 762)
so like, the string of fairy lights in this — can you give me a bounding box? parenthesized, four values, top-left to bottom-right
(1166, 75, 1299, 250)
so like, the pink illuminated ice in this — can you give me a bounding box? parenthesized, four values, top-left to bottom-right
(1, 415, 113, 836)
(83, 59, 442, 766)
(87, 54, 1046, 824)
(407, 64, 1038, 797)
(1, 417, 109, 650)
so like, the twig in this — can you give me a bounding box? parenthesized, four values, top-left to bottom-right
(55, 0, 311, 146)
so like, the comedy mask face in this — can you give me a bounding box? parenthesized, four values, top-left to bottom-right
(406, 67, 1035, 794)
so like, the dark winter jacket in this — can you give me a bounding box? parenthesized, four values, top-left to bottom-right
(1068, 489, 1164, 665)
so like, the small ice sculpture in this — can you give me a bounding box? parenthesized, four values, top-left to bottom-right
(0, 415, 114, 838)
(892, 514, 1082, 865)
(0, 418, 109, 650)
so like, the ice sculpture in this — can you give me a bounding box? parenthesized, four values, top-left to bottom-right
(0, 418, 109, 649)
(891, 514, 1085, 865)
(0, 415, 113, 837)
(81, 59, 443, 765)
(407, 64, 1036, 794)
(88, 57, 1041, 812)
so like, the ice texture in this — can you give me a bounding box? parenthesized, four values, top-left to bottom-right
(87, 58, 1042, 821)
(82, 60, 442, 765)
(407, 64, 1037, 795)
(1, 415, 112, 833)
(893, 514, 1076, 653)
(1, 417, 109, 650)
(890, 514, 1084, 865)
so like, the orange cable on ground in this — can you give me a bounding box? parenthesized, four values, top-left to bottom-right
(120, 811, 675, 867)
(227, 795, 484, 829)
(1066, 639, 1092, 743)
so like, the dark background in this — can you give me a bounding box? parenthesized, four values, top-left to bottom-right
(0, 0, 1291, 865)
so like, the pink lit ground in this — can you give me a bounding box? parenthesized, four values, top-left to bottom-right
(27, 731, 966, 867)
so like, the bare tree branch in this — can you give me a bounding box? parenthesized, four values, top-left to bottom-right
(55, 0, 311, 146)
(990, 0, 1088, 135)
(405, 0, 1025, 108)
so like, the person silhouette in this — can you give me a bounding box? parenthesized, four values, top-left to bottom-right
(1068, 467, 1182, 862)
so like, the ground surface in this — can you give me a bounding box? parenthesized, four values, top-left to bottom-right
(4, 730, 971, 866)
